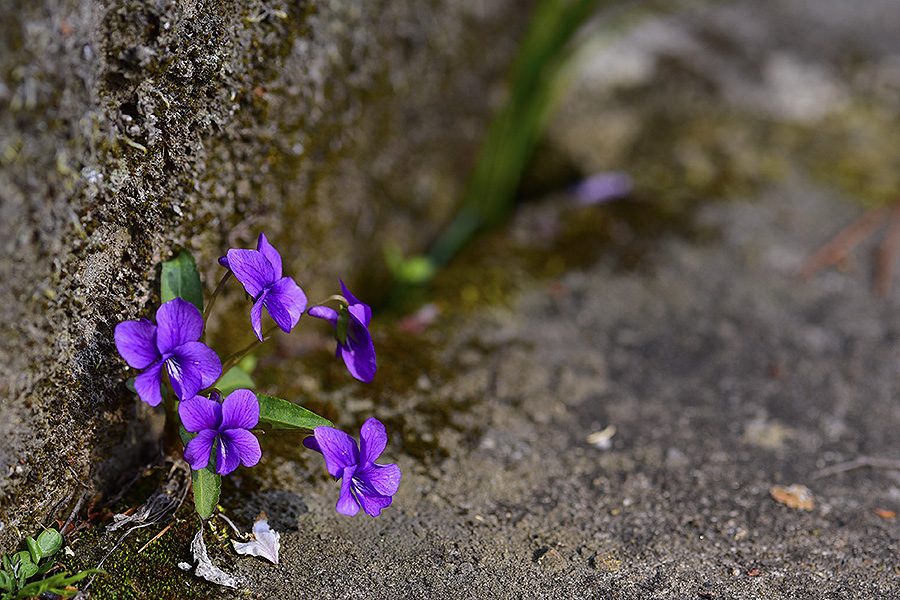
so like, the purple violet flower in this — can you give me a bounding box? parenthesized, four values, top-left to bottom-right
(307, 280, 376, 382)
(303, 418, 401, 516)
(220, 233, 308, 341)
(570, 171, 632, 206)
(179, 389, 262, 475)
(114, 297, 222, 406)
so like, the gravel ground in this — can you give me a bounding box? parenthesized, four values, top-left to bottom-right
(221, 173, 900, 600)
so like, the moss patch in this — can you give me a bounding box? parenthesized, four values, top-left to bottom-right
(62, 516, 229, 600)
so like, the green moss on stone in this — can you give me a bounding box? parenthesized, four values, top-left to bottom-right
(63, 516, 230, 600)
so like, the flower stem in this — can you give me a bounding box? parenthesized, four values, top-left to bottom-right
(161, 372, 180, 457)
(219, 323, 282, 374)
(308, 295, 348, 309)
(203, 271, 232, 324)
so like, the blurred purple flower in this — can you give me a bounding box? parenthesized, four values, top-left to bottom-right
(570, 171, 632, 206)
(220, 233, 307, 341)
(180, 389, 262, 475)
(115, 297, 222, 406)
(303, 418, 401, 516)
(308, 280, 376, 382)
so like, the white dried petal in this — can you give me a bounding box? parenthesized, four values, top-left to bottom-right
(232, 511, 280, 565)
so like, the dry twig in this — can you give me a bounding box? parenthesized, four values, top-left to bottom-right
(812, 456, 900, 479)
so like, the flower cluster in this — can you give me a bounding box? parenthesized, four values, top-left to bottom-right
(113, 234, 400, 526)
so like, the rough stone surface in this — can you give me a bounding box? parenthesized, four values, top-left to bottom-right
(0, 0, 531, 548)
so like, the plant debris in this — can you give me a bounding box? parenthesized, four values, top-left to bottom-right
(186, 525, 243, 590)
(770, 484, 814, 511)
(232, 512, 280, 565)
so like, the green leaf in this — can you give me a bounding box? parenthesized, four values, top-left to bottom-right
(426, 0, 604, 270)
(12, 553, 36, 580)
(238, 353, 257, 374)
(257, 395, 332, 432)
(383, 242, 438, 286)
(24, 537, 40, 564)
(179, 428, 221, 520)
(191, 466, 221, 521)
(213, 366, 255, 396)
(16, 568, 102, 599)
(35, 530, 62, 560)
(0, 569, 11, 591)
(160, 249, 203, 313)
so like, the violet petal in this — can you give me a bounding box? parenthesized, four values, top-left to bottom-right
(179, 396, 222, 433)
(571, 171, 632, 206)
(181, 341, 222, 389)
(302, 436, 321, 454)
(167, 341, 222, 400)
(155, 298, 204, 354)
(220, 389, 259, 430)
(263, 277, 307, 333)
(165, 356, 198, 402)
(312, 427, 359, 479)
(226, 249, 275, 298)
(114, 319, 159, 369)
(307, 305, 338, 326)
(347, 303, 371, 329)
(250, 295, 266, 342)
(216, 434, 241, 475)
(340, 336, 376, 383)
(184, 429, 217, 471)
(256, 233, 283, 280)
(358, 418, 387, 466)
(335, 466, 360, 516)
(358, 463, 402, 497)
(340, 280, 371, 325)
(354, 488, 393, 517)
(134, 360, 165, 407)
(223, 428, 262, 468)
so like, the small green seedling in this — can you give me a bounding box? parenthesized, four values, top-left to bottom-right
(0, 529, 99, 600)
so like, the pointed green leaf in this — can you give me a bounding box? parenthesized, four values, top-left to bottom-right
(161, 249, 203, 313)
(25, 536, 40, 563)
(191, 466, 221, 521)
(213, 366, 255, 396)
(179, 427, 221, 520)
(257, 395, 332, 432)
(17, 568, 102, 598)
(35, 529, 62, 560)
